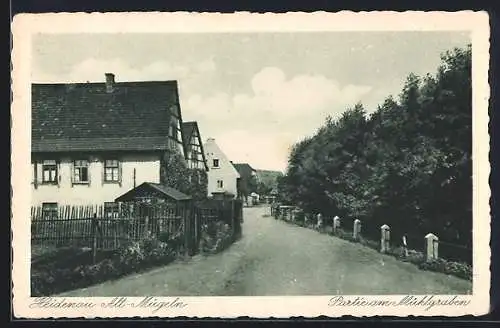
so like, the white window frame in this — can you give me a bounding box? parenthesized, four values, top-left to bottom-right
(42, 160, 58, 184)
(73, 160, 90, 184)
(104, 159, 120, 183)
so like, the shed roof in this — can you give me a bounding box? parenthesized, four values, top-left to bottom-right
(115, 182, 192, 202)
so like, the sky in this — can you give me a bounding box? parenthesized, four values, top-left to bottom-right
(31, 32, 470, 172)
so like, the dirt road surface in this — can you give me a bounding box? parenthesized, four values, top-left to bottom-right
(60, 206, 471, 296)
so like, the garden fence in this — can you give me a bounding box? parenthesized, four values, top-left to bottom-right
(31, 198, 243, 259)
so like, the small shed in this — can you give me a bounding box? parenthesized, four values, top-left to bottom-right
(115, 182, 192, 206)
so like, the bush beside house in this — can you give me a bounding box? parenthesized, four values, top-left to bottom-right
(160, 149, 208, 201)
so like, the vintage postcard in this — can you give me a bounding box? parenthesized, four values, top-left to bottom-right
(11, 11, 491, 318)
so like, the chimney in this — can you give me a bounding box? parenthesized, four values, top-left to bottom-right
(105, 73, 115, 93)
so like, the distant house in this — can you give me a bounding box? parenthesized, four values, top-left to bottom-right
(181, 121, 208, 171)
(31, 73, 186, 211)
(233, 163, 258, 203)
(203, 138, 240, 198)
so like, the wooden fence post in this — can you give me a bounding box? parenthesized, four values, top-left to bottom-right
(380, 224, 390, 253)
(231, 200, 236, 239)
(402, 236, 409, 257)
(333, 216, 340, 234)
(184, 204, 191, 257)
(425, 233, 439, 261)
(92, 213, 98, 264)
(353, 219, 361, 241)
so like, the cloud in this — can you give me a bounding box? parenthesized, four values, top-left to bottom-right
(215, 130, 294, 173)
(32, 60, 371, 171)
(182, 67, 373, 171)
(32, 57, 215, 85)
(196, 58, 216, 73)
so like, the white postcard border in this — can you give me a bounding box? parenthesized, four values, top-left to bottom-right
(11, 11, 491, 318)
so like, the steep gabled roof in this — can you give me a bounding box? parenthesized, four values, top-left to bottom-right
(32, 75, 182, 152)
(203, 138, 240, 178)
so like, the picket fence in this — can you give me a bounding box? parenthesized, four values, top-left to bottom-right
(31, 199, 243, 258)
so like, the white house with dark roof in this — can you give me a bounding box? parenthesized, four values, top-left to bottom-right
(31, 73, 187, 212)
(203, 138, 240, 198)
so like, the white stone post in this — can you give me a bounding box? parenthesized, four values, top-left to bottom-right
(425, 233, 439, 261)
(380, 224, 390, 253)
(333, 216, 340, 234)
(353, 219, 361, 240)
(316, 213, 323, 231)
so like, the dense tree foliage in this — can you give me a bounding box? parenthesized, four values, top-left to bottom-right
(160, 149, 209, 201)
(280, 45, 472, 246)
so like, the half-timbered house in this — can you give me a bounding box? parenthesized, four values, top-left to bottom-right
(181, 121, 209, 171)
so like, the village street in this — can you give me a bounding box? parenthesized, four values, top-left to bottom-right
(60, 207, 472, 296)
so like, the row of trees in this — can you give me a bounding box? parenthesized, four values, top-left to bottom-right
(278, 45, 472, 246)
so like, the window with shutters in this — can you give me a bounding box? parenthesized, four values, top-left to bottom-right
(73, 160, 90, 184)
(42, 160, 58, 184)
(217, 180, 224, 188)
(104, 159, 120, 183)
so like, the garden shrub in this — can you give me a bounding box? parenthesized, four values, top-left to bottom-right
(294, 217, 473, 282)
(418, 258, 472, 281)
(199, 221, 234, 254)
(31, 236, 177, 296)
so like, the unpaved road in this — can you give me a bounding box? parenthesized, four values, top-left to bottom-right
(60, 206, 472, 296)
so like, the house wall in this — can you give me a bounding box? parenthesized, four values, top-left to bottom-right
(31, 153, 161, 206)
(203, 139, 240, 197)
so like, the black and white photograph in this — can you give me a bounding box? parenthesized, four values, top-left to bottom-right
(11, 12, 491, 318)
